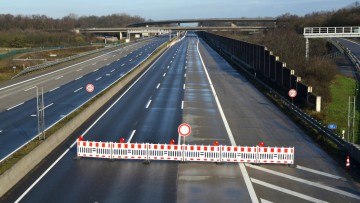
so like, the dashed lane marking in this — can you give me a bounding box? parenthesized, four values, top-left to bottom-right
(146, 100, 152, 109)
(24, 86, 36, 92)
(55, 76, 63, 80)
(44, 103, 54, 110)
(49, 87, 59, 92)
(163, 73, 166, 77)
(74, 87, 83, 93)
(96, 77, 102, 81)
(127, 130, 136, 143)
(7, 102, 24, 111)
(75, 76, 82, 80)
(157, 83, 160, 89)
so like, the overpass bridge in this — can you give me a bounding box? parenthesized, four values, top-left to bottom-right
(76, 25, 272, 40)
(127, 17, 277, 27)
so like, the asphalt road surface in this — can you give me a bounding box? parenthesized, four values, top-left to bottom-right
(2, 33, 360, 203)
(0, 36, 169, 161)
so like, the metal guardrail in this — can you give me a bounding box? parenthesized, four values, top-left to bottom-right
(11, 44, 121, 79)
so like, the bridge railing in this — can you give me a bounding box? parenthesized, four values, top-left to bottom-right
(304, 27, 360, 38)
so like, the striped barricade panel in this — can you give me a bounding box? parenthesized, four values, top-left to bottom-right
(183, 145, 220, 162)
(77, 141, 112, 159)
(221, 146, 257, 163)
(148, 144, 183, 161)
(257, 147, 294, 164)
(112, 143, 147, 160)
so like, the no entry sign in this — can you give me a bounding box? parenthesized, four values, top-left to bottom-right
(178, 123, 191, 137)
(86, 84, 94, 93)
(288, 89, 297, 98)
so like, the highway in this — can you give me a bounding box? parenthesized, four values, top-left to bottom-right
(2, 33, 360, 202)
(336, 38, 360, 63)
(0, 36, 169, 161)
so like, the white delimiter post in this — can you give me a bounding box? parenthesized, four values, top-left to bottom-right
(316, 96, 321, 112)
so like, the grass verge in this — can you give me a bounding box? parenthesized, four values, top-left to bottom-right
(324, 74, 359, 144)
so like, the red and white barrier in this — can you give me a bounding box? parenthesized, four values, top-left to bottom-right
(77, 139, 295, 165)
(112, 143, 148, 160)
(183, 145, 220, 162)
(77, 141, 112, 159)
(221, 146, 257, 163)
(148, 144, 183, 161)
(257, 147, 294, 164)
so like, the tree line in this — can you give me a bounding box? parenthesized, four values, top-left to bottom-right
(0, 13, 145, 30)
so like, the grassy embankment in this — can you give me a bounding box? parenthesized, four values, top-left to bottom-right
(324, 74, 359, 144)
(0, 45, 103, 83)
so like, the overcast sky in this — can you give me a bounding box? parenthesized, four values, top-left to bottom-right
(0, 0, 357, 20)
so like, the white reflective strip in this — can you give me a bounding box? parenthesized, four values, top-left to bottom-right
(74, 87, 83, 93)
(247, 164, 360, 200)
(157, 83, 160, 89)
(252, 178, 328, 203)
(163, 73, 166, 77)
(296, 165, 343, 179)
(183, 84, 185, 90)
(181, 101, 184, 109)
(96, 77, 102, 81)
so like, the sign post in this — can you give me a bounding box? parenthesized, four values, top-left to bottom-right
(178, 123, 191, 145)
(288, 89, 297, 104)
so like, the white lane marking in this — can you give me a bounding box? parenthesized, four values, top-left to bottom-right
(55, 76, 63, 80)
(30, 114, 37, 117)
(170, 60, 172, 63)
(0, 130, 2, 133)
(163, 73, 166, 77)
(184, 73, 186, 77)
(111, 69, 115, 73)
(44, 103, 54, 110)
(74, 87, 83, 93)
(127, 130, 136, 143)
(157, 83, 160, 89)
(186, 60, 187, 64)
(107, 63, 110, 66)
(296, 165, 344, 179)
(106, 74, 110, 76)
(181, 101, 184, 109)
(96, 77, 102, 81)
(13, 43, 170, 203)
(7, 102, 24, 111)
(185, 66, 187, 69)
(146, 100, 152, 109)
(49, 87, 59, 92)
(246, 164, 360, 200)
(121, 64, 125, 66)
(75, 76, 82, 80)
(183, 84, 185, 90)
(24, 86, 36, 92)
(129, 59, 132, 61)
(93, 69, 99, 72)
(196, 38, 258, 203)
(167, 65, 170, 69)
(252, 178, 328, 203)
(260, 198, 273, 203)
(92, 63, 96, 65)
(76, 69, 82, 72)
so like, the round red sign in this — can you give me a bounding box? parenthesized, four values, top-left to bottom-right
(288, 89, 297, 98)
(178, 123, 191, 137)
(86, 84, 94, 93)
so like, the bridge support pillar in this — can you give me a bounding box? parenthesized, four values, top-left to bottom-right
(305, 37, 309, 60)
(119, 32, 123, 40)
